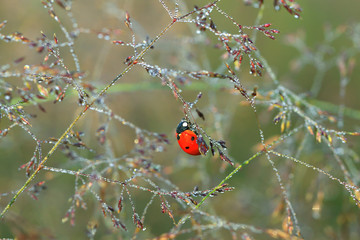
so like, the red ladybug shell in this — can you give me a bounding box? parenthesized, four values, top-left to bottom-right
(176, 129, 201, 155)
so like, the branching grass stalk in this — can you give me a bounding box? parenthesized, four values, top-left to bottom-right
(0, 18, 178, 219)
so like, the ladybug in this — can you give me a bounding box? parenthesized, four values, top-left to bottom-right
(176, 119, 205, 155)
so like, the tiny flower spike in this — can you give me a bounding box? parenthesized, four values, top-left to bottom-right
(197, 135, 209, 155)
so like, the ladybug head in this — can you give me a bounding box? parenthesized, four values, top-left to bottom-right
(176, 119, 190, 134)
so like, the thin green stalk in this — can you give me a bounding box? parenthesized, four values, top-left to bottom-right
(176, 151, 262, 227)
(308, 98, 360, 120)
(251, 3, 265, 44)
(196, 151, 262, 207)
(10, 81, 230, 106)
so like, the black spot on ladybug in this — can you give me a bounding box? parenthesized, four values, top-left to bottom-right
(191, 136, 195, 141)
(185, 146, 190, 149)
(177, 135, 180, 140)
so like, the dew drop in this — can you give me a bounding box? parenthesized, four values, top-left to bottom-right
(148, 68, 158, 77)
(156, 146, 164, 152)
(334, 148, 344, 155)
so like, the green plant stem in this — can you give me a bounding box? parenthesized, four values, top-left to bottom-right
(196, 151, 262, 207)
(0, 18, 177, 219)
(307, 99, 360, 120)
(252, 3, 265, 44)
(10, 81, 231, 106)
(12, 82, 360, 121)
(176, 151, 262, 227)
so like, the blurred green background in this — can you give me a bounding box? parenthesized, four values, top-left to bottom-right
(1, 0, 360, 239)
